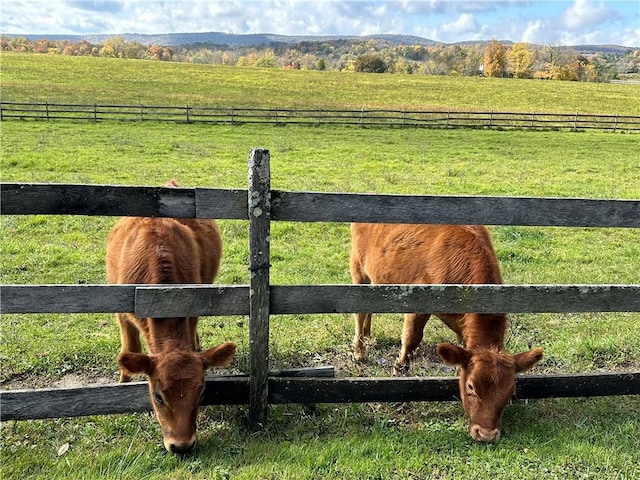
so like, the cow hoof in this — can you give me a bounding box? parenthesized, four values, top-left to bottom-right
(353, 350, 367, 362)
(393, 362, 409, 376)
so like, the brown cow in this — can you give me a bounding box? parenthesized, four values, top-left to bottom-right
(106, 180, 236, 454)
(350, 223, 543, 442)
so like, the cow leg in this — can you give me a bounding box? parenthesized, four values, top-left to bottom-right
(437, 314, 465, 344)
(116, 313, 142, 382)
(395, 313, 430, 375)
(188, 317, 200, 351)
(350, 256, 372, 362)
(353, 312, 372, 361)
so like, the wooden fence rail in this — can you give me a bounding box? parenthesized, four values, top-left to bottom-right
(2, 101, 639, 132)
(4, 372, 640, 421)
(1, 148, 639, 428)
(3, 184, 639, 227)
(3, 284, 640, 316)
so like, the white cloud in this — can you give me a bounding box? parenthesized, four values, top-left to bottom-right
(398, 0, 445, 15)
(441, 13, 479, 35)
(521, 18, 559, 44)
(563, 0, 610, 31)
(64, 1, 124, 13)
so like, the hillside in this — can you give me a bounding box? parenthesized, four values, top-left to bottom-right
(12, 31, 631, 54)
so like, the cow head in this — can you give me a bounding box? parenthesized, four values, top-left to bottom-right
(118, 341, 236, 454)
(437, 343, 543, 443)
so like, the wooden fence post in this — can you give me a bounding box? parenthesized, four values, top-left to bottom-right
(247, 148, 271, 430)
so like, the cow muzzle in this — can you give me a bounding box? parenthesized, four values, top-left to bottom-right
(470, 424, 501, 443)
(164, 435, 197, 455)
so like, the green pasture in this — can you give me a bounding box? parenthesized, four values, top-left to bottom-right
(1, 54, 640, 479)
(2, 52, 640, 115)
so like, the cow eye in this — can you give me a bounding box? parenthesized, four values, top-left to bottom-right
(153, 391, 164, 405)
(466, 382, 475, 394)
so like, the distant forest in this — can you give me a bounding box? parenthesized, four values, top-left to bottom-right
(3, 35, 639, 82)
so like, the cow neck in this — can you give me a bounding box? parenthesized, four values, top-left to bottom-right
(462, 313, 506, 351)
(144, 318, 195, 355)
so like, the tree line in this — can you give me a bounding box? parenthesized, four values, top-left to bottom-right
(3, 35, 638, 82)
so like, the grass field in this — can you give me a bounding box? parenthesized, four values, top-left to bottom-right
(1, 54, 639, 479)
(2, 52, 640, 115)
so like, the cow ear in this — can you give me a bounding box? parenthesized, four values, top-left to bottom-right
(118, 352, 153, 376)
(436, 343, 471, 367)
(513, 348, 544, 373)
(202, 341, 236, 369)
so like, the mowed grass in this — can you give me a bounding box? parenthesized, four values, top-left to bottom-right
(1, 55, 640, 479)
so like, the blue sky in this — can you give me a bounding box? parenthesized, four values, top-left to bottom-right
(1, 1, 639, 47)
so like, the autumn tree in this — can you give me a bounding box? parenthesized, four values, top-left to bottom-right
(252, 48, 278, 68)
(33, 39, 51, 54)
(507, 43, 535, 78)
(9, 36, 31, 52)
(354, 54, 387, 73)
(100, 36, 126, 58)
(483, 40, 507, 77)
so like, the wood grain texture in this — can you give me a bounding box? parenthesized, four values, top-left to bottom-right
(268, 284, 640, 314)
(1, 183, 246, 219)
(135, 285, 250, 317)
(4, 183, 638, 226)
(4, 284, 638, 315)
(1, 285, 136, 314)
(271, 191, 640, 227)
(247, 148, 272, 429)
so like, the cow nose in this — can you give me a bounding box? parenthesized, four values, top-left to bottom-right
(167, 439, 196, 455)
(471, 425, 501, 443)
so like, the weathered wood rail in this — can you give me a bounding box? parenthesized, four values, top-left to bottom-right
(1, 148, 640, 427)
(2, 102, 640, 132)
(3, 183, 639, 227)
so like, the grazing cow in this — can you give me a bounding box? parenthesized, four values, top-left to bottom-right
(106, 180, 236, 454)
(350, 223, 543, 442)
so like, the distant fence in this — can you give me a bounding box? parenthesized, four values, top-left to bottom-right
(610, 79, 640, 85)
(2, 101, 639, 132)
(1, 149, 640, 429)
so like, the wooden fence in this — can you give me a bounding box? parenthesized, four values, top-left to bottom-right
(1, 149, 640, 429)
(2, 101, 640, 132)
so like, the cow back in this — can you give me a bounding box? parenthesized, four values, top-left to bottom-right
(350, 223, 502, 286)
(106, 217, 221, 285)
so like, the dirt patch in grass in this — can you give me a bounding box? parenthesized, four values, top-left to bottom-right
(1, 372, 118, 391)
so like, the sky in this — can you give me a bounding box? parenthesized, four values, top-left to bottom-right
(1, 0, 639, 47)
